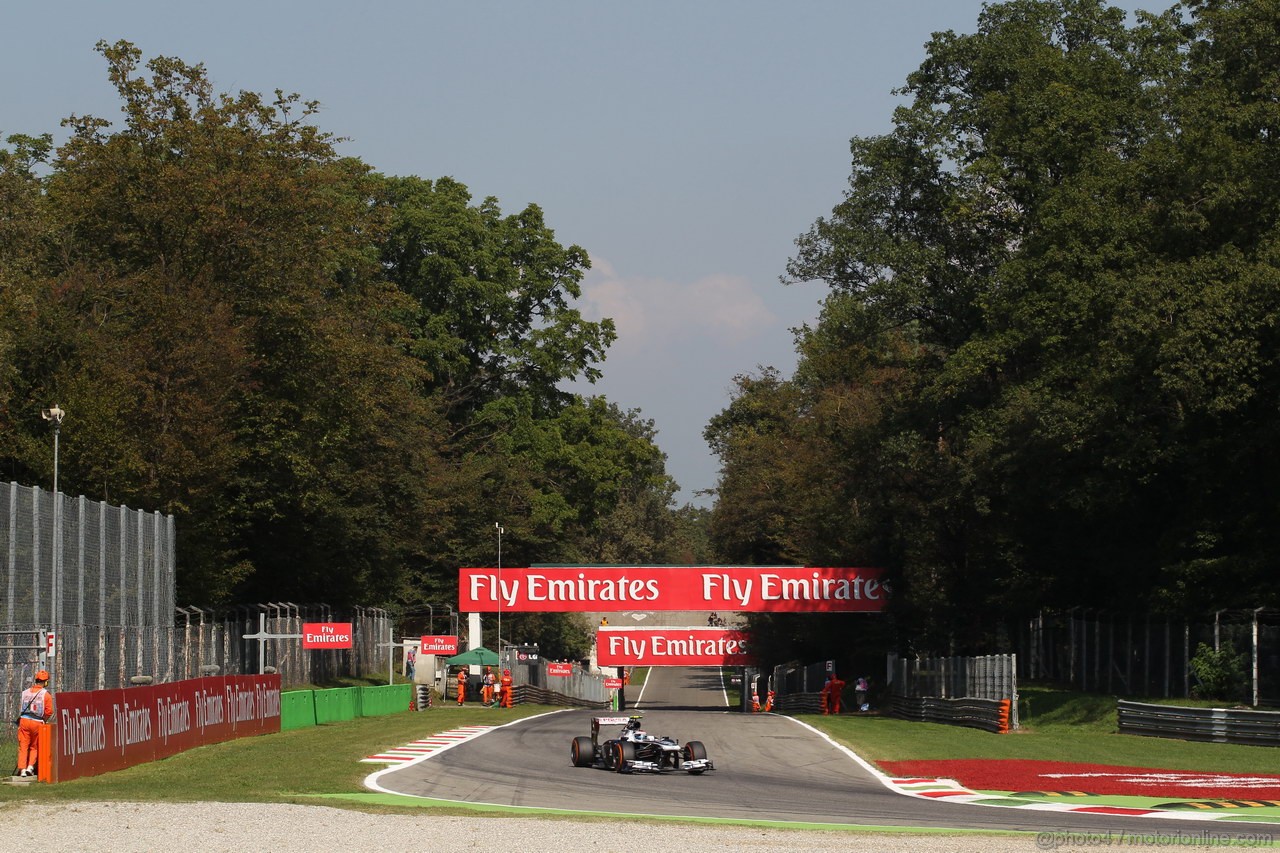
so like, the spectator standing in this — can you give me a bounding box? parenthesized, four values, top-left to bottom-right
(855, 676, 869, 711)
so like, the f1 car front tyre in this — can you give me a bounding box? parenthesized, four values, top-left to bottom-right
(683, 740, 708, 774)
(613, 741, 636, 772)
(571, 736, 594, 767)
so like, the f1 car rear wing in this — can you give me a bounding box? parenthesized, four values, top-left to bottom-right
(591, 714, 640, 741)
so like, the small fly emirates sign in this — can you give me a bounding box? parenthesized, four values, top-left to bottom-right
(302, 622, 353, 649)
(419, 635, 459, 655)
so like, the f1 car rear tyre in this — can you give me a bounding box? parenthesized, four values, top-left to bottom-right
(613, 741, 636, 772)
(571, 736, 594, 767)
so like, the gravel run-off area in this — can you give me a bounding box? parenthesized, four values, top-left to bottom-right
(1, 800, 1258, 852)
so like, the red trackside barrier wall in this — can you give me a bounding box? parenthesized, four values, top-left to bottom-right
(53, 674, 282, 782)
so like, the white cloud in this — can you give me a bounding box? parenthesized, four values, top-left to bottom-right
(569, 257, 809, 505)
(581, 258, 774, 354)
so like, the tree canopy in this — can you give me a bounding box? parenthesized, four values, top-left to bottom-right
(0, 41, 711, 632)
(711, 0, 1280, 657)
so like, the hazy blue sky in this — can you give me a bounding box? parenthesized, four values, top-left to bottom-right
(4, 1, 1161, 506)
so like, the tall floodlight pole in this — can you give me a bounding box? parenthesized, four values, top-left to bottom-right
(41, 405, 65, 650)
(495, 523, 503, 661)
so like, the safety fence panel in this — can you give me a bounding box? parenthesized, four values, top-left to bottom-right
(313, 687, 359, 724)
(358, 684, 412, 717)
(53, 674, 280, 782)
(277, 684, 413, 730)
(280, 690, 318, 731)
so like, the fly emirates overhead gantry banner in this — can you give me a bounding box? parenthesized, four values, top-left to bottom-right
(597, 627, 755, 666)
(457, 566, 888, 613)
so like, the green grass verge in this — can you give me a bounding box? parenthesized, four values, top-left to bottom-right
(801, 684, 1280, 775)
(0, 705, 550, 809)
(722, 667, 741, 708)
(3, 683, 1275, 812)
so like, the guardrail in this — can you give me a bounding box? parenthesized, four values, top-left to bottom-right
(1117, 700, 1280, 746)
(889, 695, 1012, 733)
(515, 684, 610, 709)
(776, 692, 823, 713)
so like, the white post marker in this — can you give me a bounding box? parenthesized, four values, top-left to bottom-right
(241, 612, 303, 674)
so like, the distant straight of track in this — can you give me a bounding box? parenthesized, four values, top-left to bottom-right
(372, 666, 1274, 838)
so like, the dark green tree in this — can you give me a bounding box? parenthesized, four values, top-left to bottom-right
(713, 0, 1280, 658)
(3, 41, 442, 604)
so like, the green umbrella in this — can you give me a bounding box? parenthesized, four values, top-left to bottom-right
(444, 646, 500, 667)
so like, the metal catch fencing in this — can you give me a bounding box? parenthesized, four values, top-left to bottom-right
(1017, 609, 1280, 706)
(1, 481, 394, 727)
(2, 482, 176, 629)
(506, 657, 609, 706)
(888, 653, 1019, 731)
(3, 481, 179, 734)
(172, 604, 391, 685)
(761, 660, 869, 715)
(3, 605, 391, 732)
(891, 653, 1017, 702)
(769, 659, 838, 696)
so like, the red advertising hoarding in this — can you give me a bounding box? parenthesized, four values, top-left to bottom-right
(55, 674, 282, 782)
(302, 622, 353, 649)
(419, 635, 460, 655)
(597, 627, 755, 667)
(458, 566, 887, 613)
(547, 662, 574, 677)
(604, 677, 623, 689)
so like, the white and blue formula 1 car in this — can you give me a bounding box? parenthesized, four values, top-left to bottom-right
(570, 714, 714, 774)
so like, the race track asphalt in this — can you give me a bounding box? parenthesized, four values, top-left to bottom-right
(372, 666, 1275, 838)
